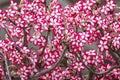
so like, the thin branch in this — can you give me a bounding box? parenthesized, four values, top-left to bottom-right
(88, 66, 94, 80)
(95, 65, 120, 75)
(23, 28, 27, 47)
(97, 20, 115, 37)
(0, 52, 11, 80)
(99, 28, 104, 36)
(80, 54, 119, 75)
(70, 51, 120, 75)
(34, 46, 68, 79)
(109, 46, 120, 65)
(39, 29, 50, 56)
(4, 26, 22, 54)
(7, 17, 17, 26)
(82, 61, 120, 75)
(4, 28, 13, 41)
(113, 48, 120, 58)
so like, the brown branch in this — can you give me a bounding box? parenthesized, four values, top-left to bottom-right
(7, 17, 17, 26)
(95, 65, 120, 75)
(109, 46, 120, 65)
(0, 52, 11, 80)
(88, 66, 94, 80)
(4, 25, 22, 54)
(23, 28, 28, 47)
(71, 51, 120, 76)
(113, 48, 120, 58)
(34, 46, 68, 79)
(39, 29, 50, 56)
(4, 27, 13, 41)
(83, 57, 120, 75)
(99, 28, 104, 36)
(98, 20, 115, 37)
(77, 53, 120, 75)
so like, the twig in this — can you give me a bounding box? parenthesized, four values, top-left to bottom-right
(34, 46, 68, 79)
(4, 28, 13, 41)
(113, 48, 120, 59)
(40, 28, 50, 56)
(23, 28, 27, 47)
(88, 66, 94, 80)
(73, 52, 120, 75)
(109, 46, 120, 65)
(4, 26, 22, 54)
(99, 28, 104, 36)
(7, 17, 16, 26)
(69, 50, 120, 77)
(95, 65, 120, 75)
(0, 52, 11, 80)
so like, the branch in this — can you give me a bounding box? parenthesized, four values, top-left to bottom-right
(4, 26, 22, 54)
(0, 52, 11, 80)
(4, 28, 13, 41)
(109, 46, 120, 65)
(98, 20, 115, 37)
(82, 61, 120, 75)
(23, 28, 27, 47)
(34, 46, 68, 79)
(98, 28, 104, 36)
(7, 17, 17, 26)
(113, 48, 120, 58)
(71, 51, 120, 75)
(39, 29, 50, 56)
(95, 65, 120, 75)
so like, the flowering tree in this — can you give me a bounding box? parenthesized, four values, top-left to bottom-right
(0, 0, 120, 80)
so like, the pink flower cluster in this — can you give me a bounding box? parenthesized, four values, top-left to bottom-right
(0, 0, 120, 80)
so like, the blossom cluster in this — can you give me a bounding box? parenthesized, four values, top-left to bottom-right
(0, 0, 120, 80)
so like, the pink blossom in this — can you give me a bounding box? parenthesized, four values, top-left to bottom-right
(98, 40, 108, 52)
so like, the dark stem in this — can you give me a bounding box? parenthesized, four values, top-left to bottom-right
(4, 27, 22, 54)
(4, 28, 13, 41)
(33, 46, 68, 79)
(99, 28, 104, 36)
(88, 71, 94, 80)
(109, 46, 120, 65)
(0, 52, 11, 80)
(7, 17, 17, 26)
(71, 51, 120, 75)
(23, 28, 27, 47)
(79, 72, 84, 80)
(75, 26, 78, 33)
(39, 29, 50, 56)
(88, 66, 95, 80)
(113, 49, 120, 58)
